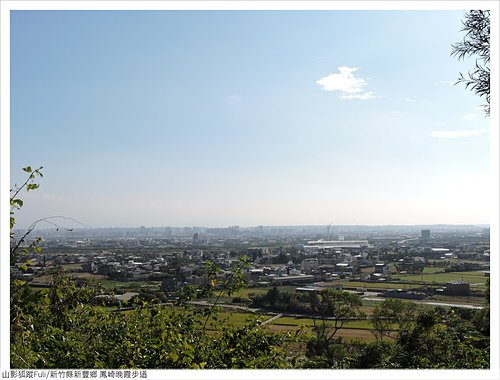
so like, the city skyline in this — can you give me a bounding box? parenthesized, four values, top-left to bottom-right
(9, 9, 494, 229)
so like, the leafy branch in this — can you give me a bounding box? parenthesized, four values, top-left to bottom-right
(451, 10, 490, 115)
(201, 257, 248, 331)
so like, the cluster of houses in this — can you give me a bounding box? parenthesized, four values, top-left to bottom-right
(18, 230, 489, 303)
(83, 251, 170, 281)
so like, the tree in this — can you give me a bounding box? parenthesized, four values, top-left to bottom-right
(451, 10, 490, 115)
(306, 290, 362, 367)
(370, 299, 418, 341)
(392, 307, 489, 369)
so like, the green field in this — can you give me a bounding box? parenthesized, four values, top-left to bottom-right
(61, 263, 83, 271)
(205, 311, 264, 329)
(270, 316, 373, 330)
(204, 310, 378, 342)
(331, 281, 402, 290)
(393, 271, 487, 287)
(422, 267, 447, 273)
(99, 279, 157, 289)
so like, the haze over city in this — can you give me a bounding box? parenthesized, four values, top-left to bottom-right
(10, 10, 491, 228)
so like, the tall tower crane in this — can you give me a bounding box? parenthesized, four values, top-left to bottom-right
(327, 221, 333, 238)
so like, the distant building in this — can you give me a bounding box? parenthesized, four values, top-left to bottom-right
(384, 289, 427, 300)
(301, 258, 319, 274)
(397, 256, 425, 273)
(374, 262, 389, 275)
(445, 281, 470, 296)
(295, 287, 319, 294)
(432, 248, 450, 258)
(369, 273, 388, 282)
(304, 240, 369, 252)
(83, 261, 97, 273)
(246, 248, 270, 262)
(270, 274, 314, 285)
(421, 229, 431, 242)
(335, 262, 350, 272)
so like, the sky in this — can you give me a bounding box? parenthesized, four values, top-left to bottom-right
(9, 9, 492, 228)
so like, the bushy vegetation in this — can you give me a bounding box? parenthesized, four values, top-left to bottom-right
(251, 286, 313, 314)
(11, 273, 295, 369)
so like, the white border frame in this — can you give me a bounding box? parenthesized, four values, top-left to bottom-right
(1, 1, 498, 379)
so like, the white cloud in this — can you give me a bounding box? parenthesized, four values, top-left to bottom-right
(432, 122, 446, 127)
(430, 129, 489, 139)
(461, 113, 478, 121)
(316, 66, 374, 100)
(405, 97, 415, 102)
(391, 110, 408, 116)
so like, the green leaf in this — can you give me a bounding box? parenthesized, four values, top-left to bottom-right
(27, 184, 39, 191)
(169, 352, 179, 362)
(22, 166, 32, 173)
(11, 198, 23, 208)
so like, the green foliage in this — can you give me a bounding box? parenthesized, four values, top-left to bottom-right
(10, 166, 44, 262)
(305, 336, 349, 368)
(350, 340, 395, 368)
(451, 10, 490, 115)
(370, 299, 418, 341)
(306, 290, 363, 368)
(310, 290, 363, 335)
(391, 307, 489, 368)
(485, 277, 490, 304)
(11, 271, 491, 369)
(251, 287, 316, 314)
(201, 320, 293, 368)
(198, 257, 249, 330)
(11, 272, 292, 369)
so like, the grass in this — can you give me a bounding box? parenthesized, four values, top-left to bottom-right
(270, 316, 373, 330)
(99, 279, 156, 289)
(331, 270, 487, 289)
(422, 267, 447, 274)
(206, 311, 379, 341)
(393, 271, 487, 287)
(427, 294, 486, 306)
(205, 311, 263, 329)
(61, 263, 83, 271)
(330, 281, 400, 290)
(30, 272, 108, 285)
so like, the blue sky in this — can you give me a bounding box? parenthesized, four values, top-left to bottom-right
(10, 10, 491, 228)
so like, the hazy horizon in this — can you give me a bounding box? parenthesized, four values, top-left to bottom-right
(12, 221, 490, 231)
(10, 10, 492, 229)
